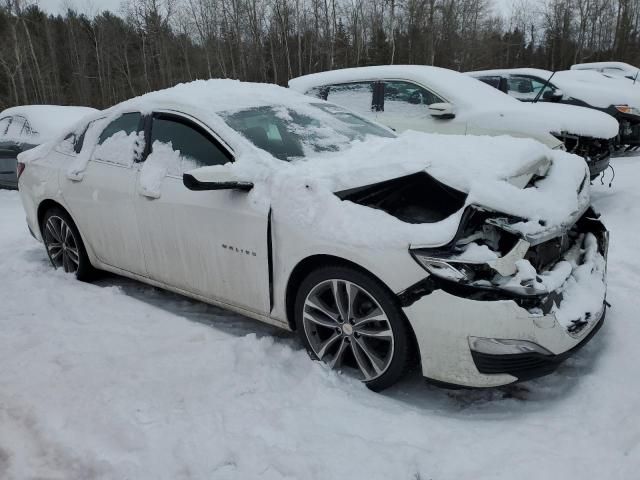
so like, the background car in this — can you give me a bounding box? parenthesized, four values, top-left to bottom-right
(469, 68, 640, 151)
(18, 80, 607, 390)
(289, 66, 619, 179)
(0, 105, 97, 189)
(571, 61, 639, 81)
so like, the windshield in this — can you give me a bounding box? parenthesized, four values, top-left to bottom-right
(221, 103, 394, 161)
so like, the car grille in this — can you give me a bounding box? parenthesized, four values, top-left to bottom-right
(470, 351, 561, 381)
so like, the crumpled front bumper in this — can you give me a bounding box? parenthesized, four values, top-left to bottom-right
(400, 215, 608, 388)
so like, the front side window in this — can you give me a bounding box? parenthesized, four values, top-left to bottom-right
(93, 112, 143, 166)
(382, 81, 445, 116)
(222, 102, 394, 161)
(507, 76, 555, 101)
(149, 115, 231, 173)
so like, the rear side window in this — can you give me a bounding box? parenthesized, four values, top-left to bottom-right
(149, 115, 231, 171)
(93, 112, 143, 166)
(324, 82, 375, 114)
(98, 112, 142, 145)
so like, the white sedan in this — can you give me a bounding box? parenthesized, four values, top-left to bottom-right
(18, 80, 608, 390)
(289, 66, 620, 178)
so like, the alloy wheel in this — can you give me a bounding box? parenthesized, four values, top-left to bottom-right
(302, 279, 395, 381)
(43, 215, 80, 273)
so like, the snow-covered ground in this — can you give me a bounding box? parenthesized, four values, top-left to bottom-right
(1, 158, 639, 480)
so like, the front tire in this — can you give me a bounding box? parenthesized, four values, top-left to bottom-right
(295, 265, 413, 391)
(42, 207, 94, 280)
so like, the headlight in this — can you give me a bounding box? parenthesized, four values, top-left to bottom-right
(410, 254, 474, 281)
(615, 104, 640, 116)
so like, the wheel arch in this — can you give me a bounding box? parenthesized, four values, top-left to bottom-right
(36, 199, 94, 264)
(285, 254, 421, 371)
(37, 198, 67, 234)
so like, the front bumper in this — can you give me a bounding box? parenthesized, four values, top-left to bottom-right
(470, 307, 604, 381)
(401, 215, 608, 388)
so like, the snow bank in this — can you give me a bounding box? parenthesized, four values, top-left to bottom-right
(0, 105, 96, 143)
(0, 157, 639, 479)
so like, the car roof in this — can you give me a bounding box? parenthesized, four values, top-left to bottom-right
(289, 65, 519, 110)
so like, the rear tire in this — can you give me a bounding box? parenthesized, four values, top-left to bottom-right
(42, 207, 94, 281)
(294, 265, 413, 391)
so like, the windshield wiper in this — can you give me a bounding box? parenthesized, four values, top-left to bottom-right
(533, 71, 556, 103)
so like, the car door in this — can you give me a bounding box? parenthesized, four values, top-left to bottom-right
(133, 111, 271, 315)
(60, 112, 148, 276)
(375, 80, 466, 135)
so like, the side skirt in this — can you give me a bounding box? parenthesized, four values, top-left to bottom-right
(95, 261, 292, 332)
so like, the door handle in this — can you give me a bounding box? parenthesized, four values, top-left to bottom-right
(138, 186, 161, 199)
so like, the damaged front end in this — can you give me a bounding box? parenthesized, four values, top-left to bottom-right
(552, 132, 612, 179)
(403, 205, 608, 332)
(338, 169, 607, 385)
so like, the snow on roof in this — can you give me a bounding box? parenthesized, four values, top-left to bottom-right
(122, 79, 322, 115)
(289, 65, 520, 110)
(468, 68, 640, 108)
(0, 105, 97, 143)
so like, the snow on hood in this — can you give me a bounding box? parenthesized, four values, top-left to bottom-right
(290, 66, 618, 140)
(221, 131, 589, 249)
(0, 105, 97, 144)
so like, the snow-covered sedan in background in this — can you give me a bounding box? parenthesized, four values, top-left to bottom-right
(289, 66, 619, 179)
(571, 61, 639, 81)
(0, 105, 97, 189)
(469, 68, 640, 151)
(18, 80, 608, 390)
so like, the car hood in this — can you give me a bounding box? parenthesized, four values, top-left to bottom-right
(236, 130, 590, 248)
(463, 102, 619, 140)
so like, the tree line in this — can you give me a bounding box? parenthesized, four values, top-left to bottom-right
(1, 0, 639, 111)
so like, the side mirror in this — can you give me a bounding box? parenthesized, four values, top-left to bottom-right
(543, 89, 564, 101)
(428, 103, 455, 119)
(183, 166, 253, 191)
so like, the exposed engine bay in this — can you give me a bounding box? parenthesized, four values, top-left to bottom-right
(336, 171, 608, 333)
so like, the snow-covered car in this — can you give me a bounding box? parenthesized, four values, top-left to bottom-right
(0, 105, 97, 189)
(17, 80, 608, 390)
(289, 66, 619, 179)
(571, 61, 639, 81)
(469, 68, 640, 150)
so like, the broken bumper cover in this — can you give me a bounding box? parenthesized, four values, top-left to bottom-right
(469, 307, 605, 381)
(400, 216, 608, 388)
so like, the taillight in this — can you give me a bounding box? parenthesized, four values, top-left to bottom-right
(16, 162, 25, 180)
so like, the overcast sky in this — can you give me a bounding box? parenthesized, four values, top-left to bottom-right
(35, 0, 517, 18)
(35, 0, 124, 16)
